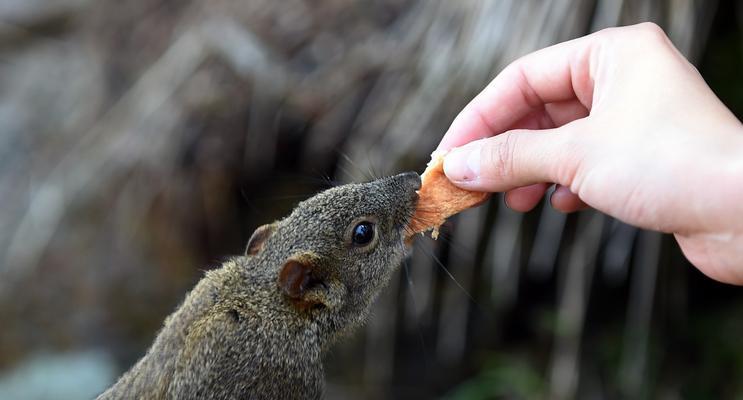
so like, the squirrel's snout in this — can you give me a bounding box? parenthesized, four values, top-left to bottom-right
(395, 171, 421, 191)
(392, 172, 420, 214)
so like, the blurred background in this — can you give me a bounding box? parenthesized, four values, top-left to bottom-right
(1, 0, 742, 399)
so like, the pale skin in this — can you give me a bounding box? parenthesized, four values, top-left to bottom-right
(438, 23, 743, 285)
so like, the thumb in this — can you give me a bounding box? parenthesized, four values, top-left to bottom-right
(442, 126, 580, 192)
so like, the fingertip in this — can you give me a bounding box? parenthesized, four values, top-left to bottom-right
(443, 143, 481, 185)
(505, 183, 549, 212)
(550, 185, 588, 213)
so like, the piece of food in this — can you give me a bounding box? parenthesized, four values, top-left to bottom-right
(407, 150, 489, 239)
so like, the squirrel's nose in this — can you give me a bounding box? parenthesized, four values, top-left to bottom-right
(396, 171, 421, 190)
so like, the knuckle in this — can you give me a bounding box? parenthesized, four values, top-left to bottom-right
(498, 61, 523, 88)
(591, 26, 614, 41)
(552, 125, 586, 185)
(635, 21, 664, 34)
(597, 22, 668, 47)
(632, 22, 668, 42)
(485, 134, 518, 181)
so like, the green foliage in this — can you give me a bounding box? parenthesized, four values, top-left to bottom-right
(679, 303, 743, 399)
(444, 354, 545, 400)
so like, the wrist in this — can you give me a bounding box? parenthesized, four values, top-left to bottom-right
(695, 125, 743, 235)
(676, 127, 743, 284)
(675, 231, 743, 285)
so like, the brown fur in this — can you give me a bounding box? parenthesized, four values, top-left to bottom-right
(97, 172, 420, 400)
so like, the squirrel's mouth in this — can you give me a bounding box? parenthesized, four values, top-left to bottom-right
(400, 190, 420, 246)
(383, 171, 420, 244)
(405, 174, 421, 212)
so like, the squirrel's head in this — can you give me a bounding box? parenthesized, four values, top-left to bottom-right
(245, 172, 420, 330)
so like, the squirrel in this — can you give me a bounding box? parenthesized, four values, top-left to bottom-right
(97, 171, 421, 400)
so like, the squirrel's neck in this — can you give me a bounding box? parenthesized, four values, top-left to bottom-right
(99, 258, 326, 399)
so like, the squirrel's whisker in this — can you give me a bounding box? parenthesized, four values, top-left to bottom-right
(416, 240, 478, 306)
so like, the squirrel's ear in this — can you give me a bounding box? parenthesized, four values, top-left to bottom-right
(278, 259, 315, 300)
(278, 255, 341, 310)
(246, 223, 277, 256)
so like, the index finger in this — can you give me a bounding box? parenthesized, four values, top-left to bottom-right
(436, 31, 601, 152)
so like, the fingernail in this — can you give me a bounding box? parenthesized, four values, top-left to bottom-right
(444, 145, 480, 182)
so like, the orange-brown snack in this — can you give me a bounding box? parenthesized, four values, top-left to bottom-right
(407, 151, 489, 240)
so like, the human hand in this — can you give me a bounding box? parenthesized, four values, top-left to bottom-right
(438, 23, 743, 284)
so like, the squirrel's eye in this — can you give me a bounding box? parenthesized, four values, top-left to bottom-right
(352, 222, 375, 246)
